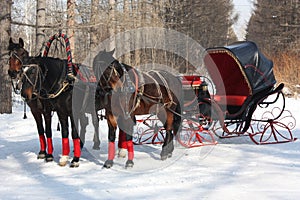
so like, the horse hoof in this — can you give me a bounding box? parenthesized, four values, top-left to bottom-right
(103, 160, 113, 168)
(70, 157, 80, 168)
(161, 155, 168, 161)
(117, 148, 127, 158)
(93, 145, 100, 150)
(45, 154, 54, 162)
(59, 155, 69, 166)
(125, 160, 134, 168)
(37, 151, 46, 159)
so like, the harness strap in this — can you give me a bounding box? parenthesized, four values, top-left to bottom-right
(46, 60, 69, 99)
(47, 81, 69, 99)
(149, 70, 175, 108)
(142, 72, 163, 100)
(128, 67, 141, 115)
(119, 64, 141, 118)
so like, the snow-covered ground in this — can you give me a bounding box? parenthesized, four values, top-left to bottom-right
(0, 97, 299, 200)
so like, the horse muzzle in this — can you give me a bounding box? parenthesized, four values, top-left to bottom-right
(8, 69, 21, 79)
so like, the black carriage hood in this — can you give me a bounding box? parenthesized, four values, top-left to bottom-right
(206, 41, 277, 95)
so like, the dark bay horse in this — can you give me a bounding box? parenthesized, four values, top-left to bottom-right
(93, 49, 183, 168)
(8, 38, 54, 162)
(8, 38, 99, 167)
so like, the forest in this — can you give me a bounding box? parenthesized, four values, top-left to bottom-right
(1, 0, 300, 113)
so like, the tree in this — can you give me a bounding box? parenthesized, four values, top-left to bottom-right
(67, 0, 76, 62)
(0, 0, 13, 114)
(247, 0, 300, 54)
(36, 0, 46, 54)
(90, 0, 100, 50)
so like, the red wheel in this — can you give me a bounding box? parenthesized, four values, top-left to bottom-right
(177, 117, 217, 148)
(133, 116, 165, 145)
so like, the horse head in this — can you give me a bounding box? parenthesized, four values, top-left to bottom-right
(93, 49, 124, 90)
(8, 38, 29, 79)
(93, 49, 115, 78)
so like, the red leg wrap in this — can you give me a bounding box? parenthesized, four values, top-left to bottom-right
(62, 138, 70, 156)
(47, 138, 53, 155)
(118, 130, 127, 149)
(39, 135, 46, 151)
(108, 142, 115, 160)
(127, 140, 134, 160)
(73, 138, 81, 158)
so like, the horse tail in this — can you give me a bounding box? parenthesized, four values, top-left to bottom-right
(173, 105, 182, 136)
(173, 80, 183, 136)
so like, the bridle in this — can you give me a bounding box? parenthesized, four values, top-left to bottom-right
(21, 64, 45, 100)
(97, 61, 120, 91)
(98, 60, 139, 118)
(8, 50, 25, 79)
(8, 50, 27, 94)
(8, 49, 46, 99)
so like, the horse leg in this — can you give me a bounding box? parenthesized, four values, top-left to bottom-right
(79, 113, 88, 149)
(125, 132, 134, 168)
(103, 112, 117, 168)
(70, 115, 81, 168)
(92, 112, 100, 150)
(160, 111, 174, 160)
(117, 117, 134, 168)
(44, 110, 54, 162)
(31, 110, 46, 159)
(57, 114, 70, 166)
(117, 129, 127, 158)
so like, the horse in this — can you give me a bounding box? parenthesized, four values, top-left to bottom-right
(7, 38, 99, 167)
(8, 38, 55, 162)
(71, 68, 101, 150)
(93, 49, 183, 168)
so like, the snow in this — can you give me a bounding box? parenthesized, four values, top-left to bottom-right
(0, 97, 299, 200)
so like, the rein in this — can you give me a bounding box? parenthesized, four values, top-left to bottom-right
(10, 79, 21, 94)
(119, 63, 140, 118)
(22, 64, 45, 100)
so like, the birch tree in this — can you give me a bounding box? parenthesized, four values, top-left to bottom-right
(36, 0, 46, 54)
(0, 0, 13, 114)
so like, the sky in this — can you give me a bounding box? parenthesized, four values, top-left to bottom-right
(233, 0, 255, 40)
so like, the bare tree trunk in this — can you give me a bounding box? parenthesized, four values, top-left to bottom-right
(123, 0, 131, 64)
(109, 0, 116, 51)
(90, 0, 100, 50)
(36, 0, 46, 54)
(134, 0, 141, 67)
(67, 0, 76, 62)
(0, 0, 12, 114)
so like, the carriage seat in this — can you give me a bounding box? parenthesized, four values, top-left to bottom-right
(180, 75, 202, 88)
(212, 95, 247, 106)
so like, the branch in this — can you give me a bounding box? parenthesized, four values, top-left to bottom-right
(11, 21, 106, 29)
(0, 14, 10, 21)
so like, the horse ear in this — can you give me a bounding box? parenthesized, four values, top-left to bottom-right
(109, 48, 115, 55)
(19, 38, 24, 48)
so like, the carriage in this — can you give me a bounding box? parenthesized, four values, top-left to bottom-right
(132, 41, 296, 147)
(9, 32, 297, 168)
